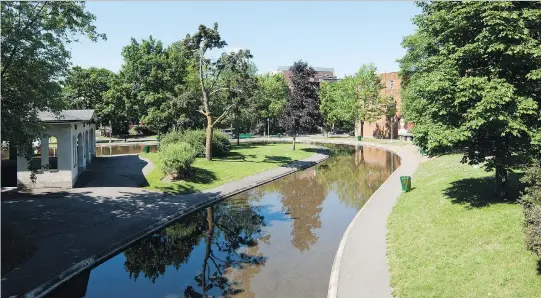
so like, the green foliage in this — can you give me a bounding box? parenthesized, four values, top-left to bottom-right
(399, 2, 541, 188)
(319, 64, 386, 135)
(520, 161, 541, 257)
(352, 64, 384, 124)
(159, 142, 197, 179)
(181, 22, 255, 160)
(119, 36, 194, 134)
(1, 1, 105, 158)
(160, 129, 231, 157)
(62, 66, 116, 125)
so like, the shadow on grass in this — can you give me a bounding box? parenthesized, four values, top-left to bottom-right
(157, 167, 218, 195)
(443, 172, 524, 208)
(263, 155, 293, 164)
(537, 259, 541, 276)
(216, 151, 257, 162)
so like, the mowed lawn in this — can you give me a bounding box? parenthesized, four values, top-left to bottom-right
(387, 154, 540, 298)
(140, 142, 315, 194)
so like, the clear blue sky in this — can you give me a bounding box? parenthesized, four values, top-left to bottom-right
(68, 1, 420, 78)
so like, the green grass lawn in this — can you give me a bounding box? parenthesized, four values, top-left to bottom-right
(140, 142, 315, 194)
(387, 154, 540, 297)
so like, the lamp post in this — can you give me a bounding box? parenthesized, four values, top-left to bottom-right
(389, 102, 396, 142)
(267, 118, 270, 139)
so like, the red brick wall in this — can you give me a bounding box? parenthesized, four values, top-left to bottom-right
(361, 71, 413, 139)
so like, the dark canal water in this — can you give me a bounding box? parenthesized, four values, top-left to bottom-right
(47, 145, 400, 298)
(96, 144, 159, 156)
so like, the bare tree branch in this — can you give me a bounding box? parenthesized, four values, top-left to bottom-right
(214, 103, 236, 125)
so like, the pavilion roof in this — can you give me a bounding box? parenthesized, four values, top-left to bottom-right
(38, 110, 96, 123)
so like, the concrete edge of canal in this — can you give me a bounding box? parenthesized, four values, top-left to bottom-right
(24, 143, 331, 298)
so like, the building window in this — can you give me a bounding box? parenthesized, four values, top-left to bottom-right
(390, 80, 394, 90)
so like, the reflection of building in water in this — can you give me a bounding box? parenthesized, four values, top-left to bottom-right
(44, 269, 90, 298)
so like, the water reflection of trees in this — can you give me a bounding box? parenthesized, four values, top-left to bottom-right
(123, 198, 267, 297)
(256, 167, 326, 252)
(315, 145, 394, 209)
(253, 145, 398, 253)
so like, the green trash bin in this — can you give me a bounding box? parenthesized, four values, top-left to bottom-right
(143, 145, 150, 153)
(357, 136, 361, 141)
(400, 176, 412, 192)
(419, 148, 426, 156)
(277, 133, 281, 138)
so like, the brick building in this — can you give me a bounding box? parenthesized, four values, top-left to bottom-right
(358, 71, 414, 139)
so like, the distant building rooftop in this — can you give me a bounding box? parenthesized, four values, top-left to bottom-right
(277, 66, 335, 73)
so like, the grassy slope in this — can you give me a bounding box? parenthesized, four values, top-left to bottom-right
(387, 154, 540, 297)
(140, 143, 314, 194)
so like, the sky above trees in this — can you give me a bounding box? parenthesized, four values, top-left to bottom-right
(67, 1, 420, 77)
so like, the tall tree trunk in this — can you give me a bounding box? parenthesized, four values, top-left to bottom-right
(292, 135, 296, 150)
(360, 121, 364, 140)
(234, 111, 240, 146)
(9, 142, 17, 160)
(205, 115, 213, 161)
(495, 164, 508, 198)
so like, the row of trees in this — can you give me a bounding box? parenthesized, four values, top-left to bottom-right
(1, 1, 396, 161)
(62, 23, 292, 160)
(0, 2, 291, 160)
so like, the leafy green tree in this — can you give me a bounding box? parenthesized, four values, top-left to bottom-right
(319, 78, 356, 135)
(100, 74, 131, 136)
(399, 2, 541, 196)
(280, 61, 322, 149)
(352, 64, 385, 139)
(119, 36, 190, 134)
(1, 1, 105, 158)
(62, 66, 116, 125)
(182, 23, 254, 160)
(251, 73, 289, 135)
(222, 61, 259, 145)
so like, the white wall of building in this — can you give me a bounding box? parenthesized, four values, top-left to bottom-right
(17, 122, 96, 189)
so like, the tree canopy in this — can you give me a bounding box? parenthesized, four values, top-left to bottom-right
(399, 1, 541, 195)
(280, 61, 321, 149)
(1, 1, 105, 158)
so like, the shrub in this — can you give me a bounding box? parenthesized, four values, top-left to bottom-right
(211, 130, 232, 157)
(159, 142, 197, 179)
(160, 129, 231, 157)
(520, 160, 541, 257)
(181, 130, 207, 156)
(160, 130, 185, 148)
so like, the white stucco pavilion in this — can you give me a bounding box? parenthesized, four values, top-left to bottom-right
(17, 110, 98, 189)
